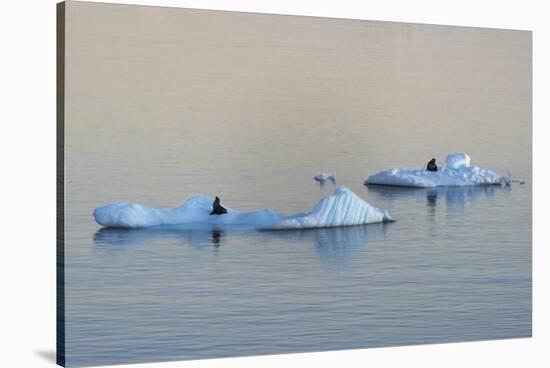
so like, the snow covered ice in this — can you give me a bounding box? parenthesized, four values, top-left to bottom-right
(445, 153, 471, 169)
(365, 153, 508, 188)
(93, 186, 393, 229)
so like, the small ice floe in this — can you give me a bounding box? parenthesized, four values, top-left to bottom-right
(365, 153, 509, 188)
(93, 186, 392, 230)
(314, 172, 336, 183)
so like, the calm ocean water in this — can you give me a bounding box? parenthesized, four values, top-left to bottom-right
(63, 3, 531, 366)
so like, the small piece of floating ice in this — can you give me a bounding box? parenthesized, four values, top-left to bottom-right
(93, 186, 393, 230)
(314, 172, 336, 183)
(365, 153, 509, 188)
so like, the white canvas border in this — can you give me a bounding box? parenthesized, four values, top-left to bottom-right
(0, 1, 546, 367)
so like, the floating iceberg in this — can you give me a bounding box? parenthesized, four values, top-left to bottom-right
(93, 186, 393, 230)
(364, 153, 508, 188)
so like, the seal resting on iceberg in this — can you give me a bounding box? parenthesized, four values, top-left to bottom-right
(365, 153, 508, 188)
(426, 158, 438, 172)
(210, 196, 227, 215)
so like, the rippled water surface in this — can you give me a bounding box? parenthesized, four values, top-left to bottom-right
(63, 3, 531, 366)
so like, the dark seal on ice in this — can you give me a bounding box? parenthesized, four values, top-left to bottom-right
(210, 196, 228, 215)
(427, 158, 438, 172)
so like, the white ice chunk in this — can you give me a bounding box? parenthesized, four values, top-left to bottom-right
(445, 153, 471, 169)
(93, 186, 392, 229)
(265, 186, 392, 229)
(314, 172, 336, 183)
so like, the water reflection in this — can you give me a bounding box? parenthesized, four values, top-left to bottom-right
(211, 229, 223, 248)
(264, 223, 389, 260)
(94, 225, 228, 248)
(365, 184, 511, 227)
(94, 223, 389, 263)
(426, 190, 438, 216)
(366, 184, 508, 208)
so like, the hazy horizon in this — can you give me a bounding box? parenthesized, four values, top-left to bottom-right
(65, 1, 530, 212)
